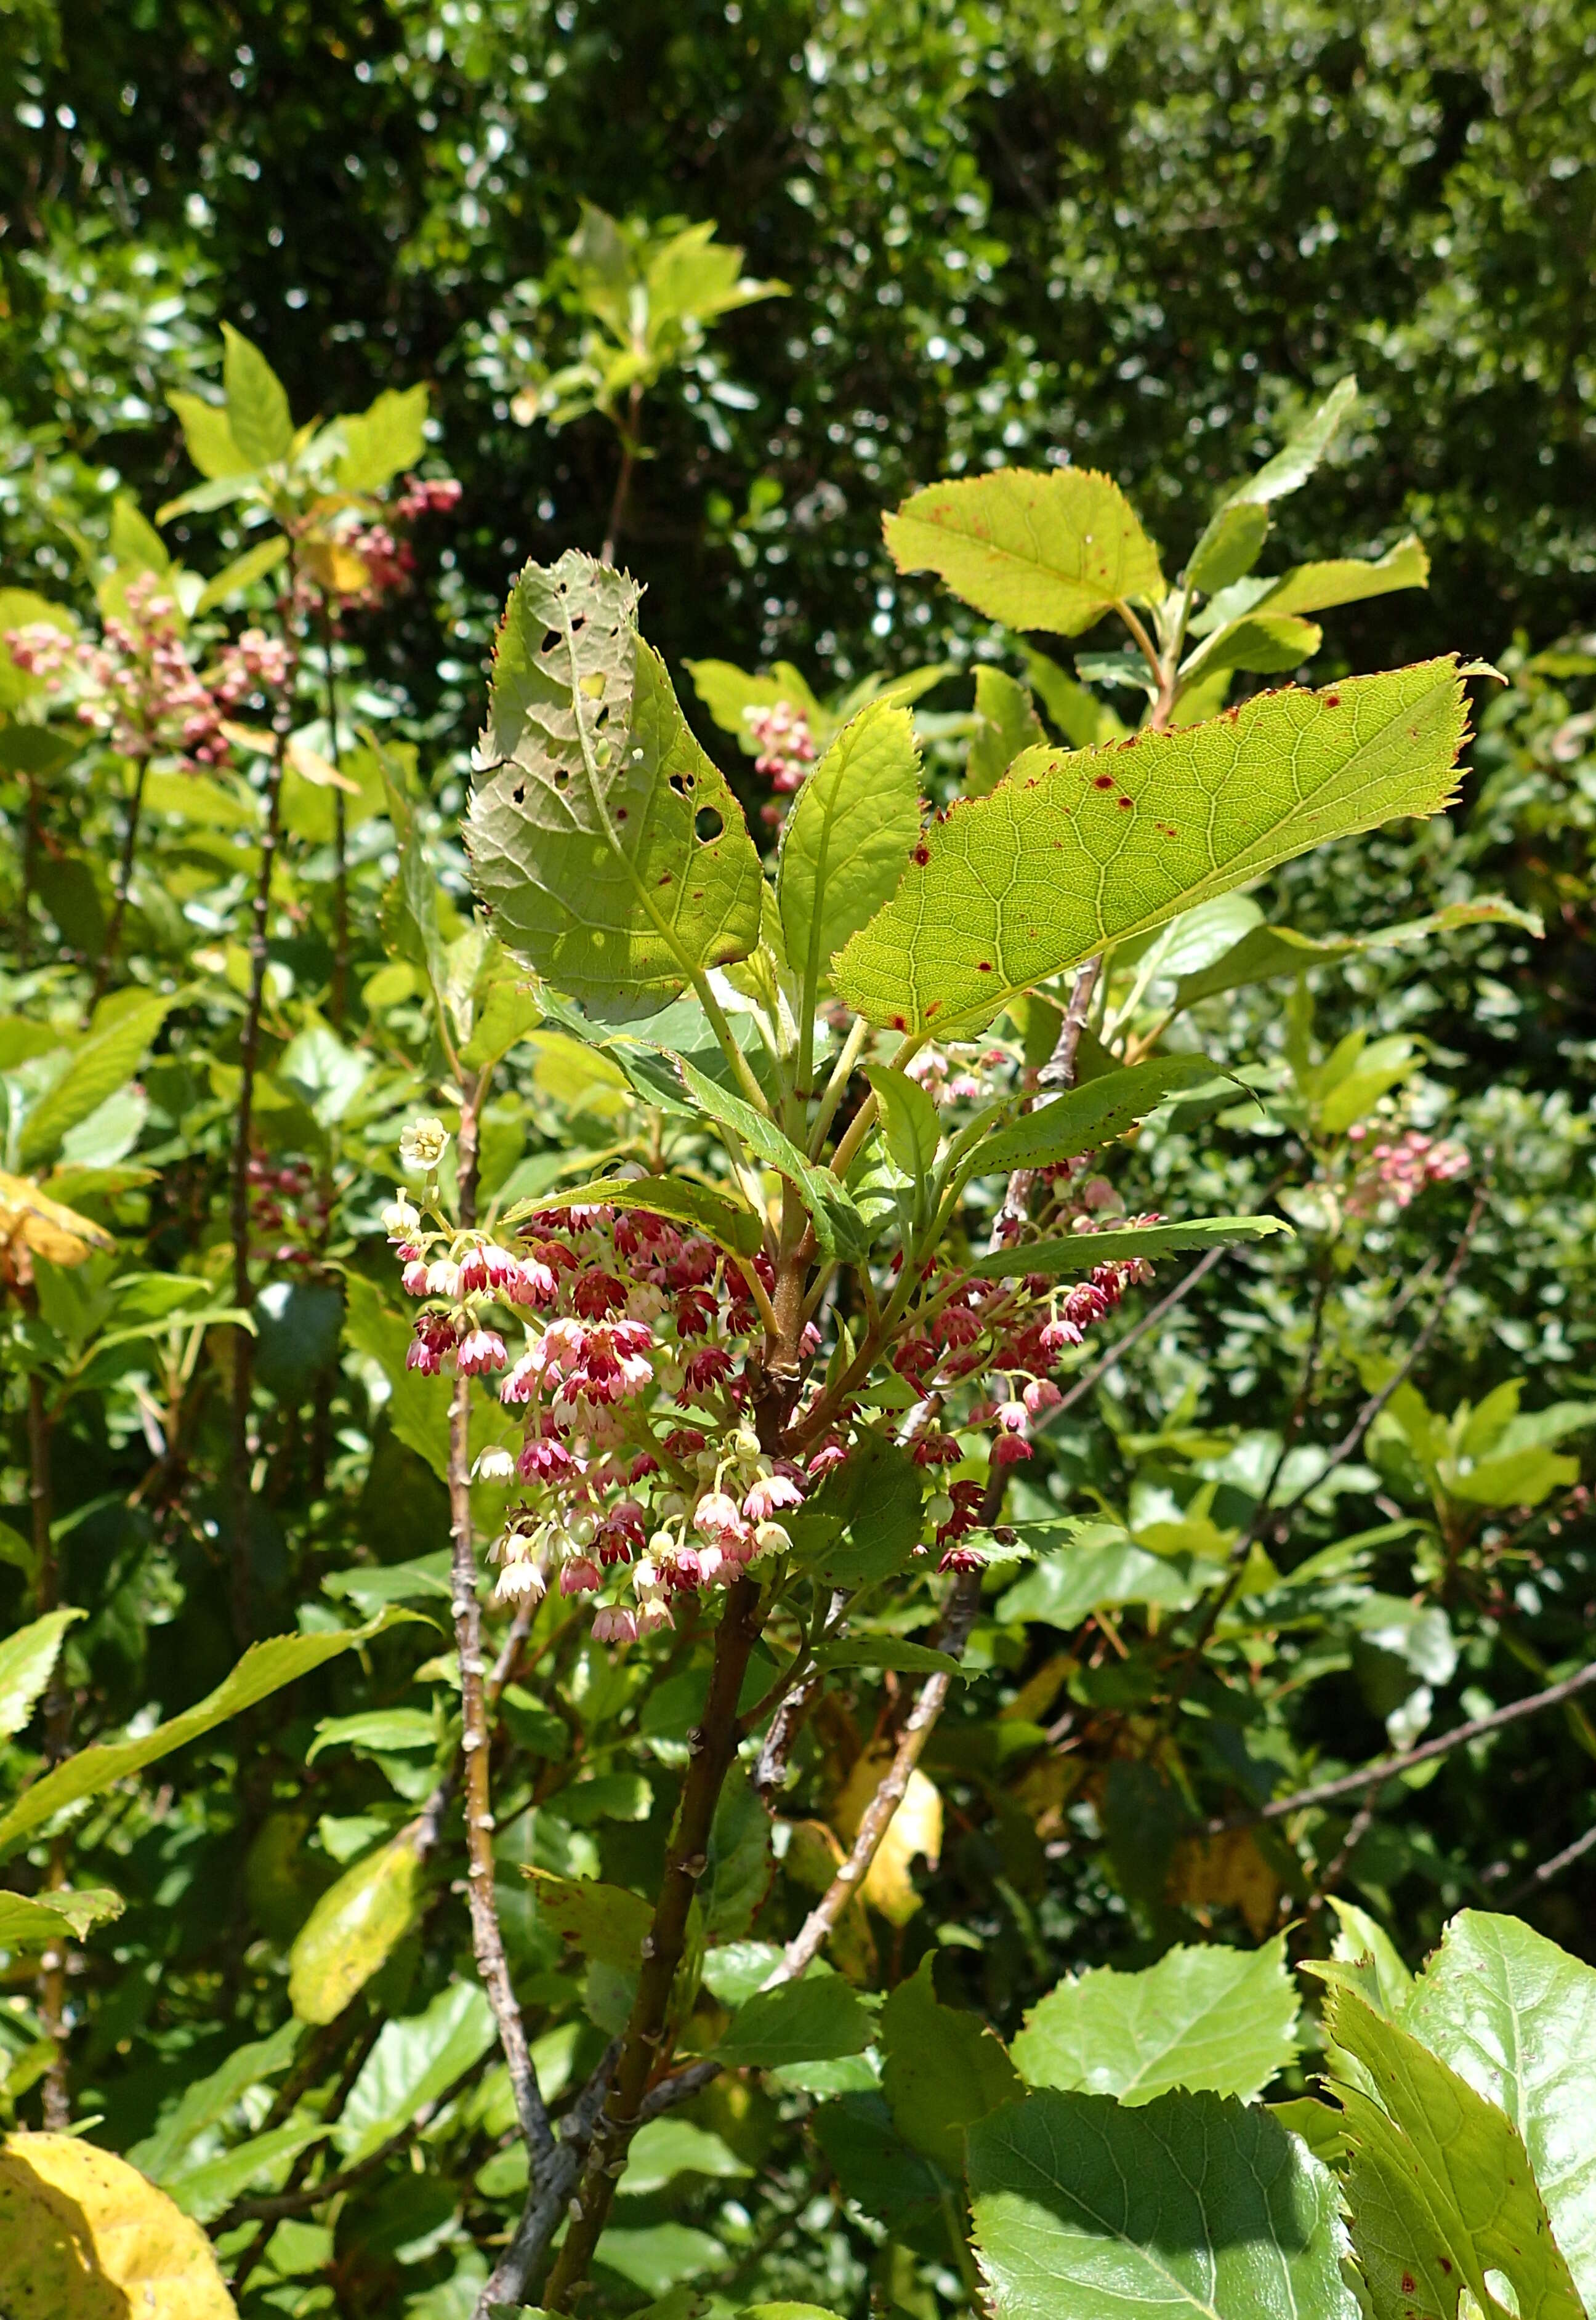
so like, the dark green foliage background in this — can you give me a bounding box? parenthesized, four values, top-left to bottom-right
(7, 0, 1596, 682)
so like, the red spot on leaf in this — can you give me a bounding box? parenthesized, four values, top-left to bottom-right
(1116, 795, 1133, 810)
(1401, 2276, 1416, 2296)
(1093, 773, 1115, 790)
(977, 961, 993, 972)
(913, 844, 930, 866)
(1326, 692, 1340, 707)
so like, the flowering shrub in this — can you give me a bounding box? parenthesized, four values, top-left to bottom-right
(1, 341, 1593, 2320)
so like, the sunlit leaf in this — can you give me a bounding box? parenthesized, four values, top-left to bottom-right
(288, 1826, 427, 2024)
(1012, 1937, 1299, 2106)
(222, 322, 292, 467)
(0, 2132, 238, 2318)
(884, 469, 1166, 634)
(834, 660, 1472, 1036)
(776, 699, 922, 1014)
(0, 1609, 81, 1740)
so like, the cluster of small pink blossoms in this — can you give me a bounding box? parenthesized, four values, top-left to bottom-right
(1344, 1126, 1469, 1216)
(319, 474, 464, 608)
(384, 1112, 1164, 1641)
(384, 1120, 820, 1641)
(743, 700, 817, 828)
(5, 574, 288, 771)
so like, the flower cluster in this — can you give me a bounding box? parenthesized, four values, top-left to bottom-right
(744, 699, 817, 827)
(1345, 1126, 1469, 1216)
(248, 1154, 330, 1267)
(385, 1102, 1163, 1645)
(393, 475, 464, 523)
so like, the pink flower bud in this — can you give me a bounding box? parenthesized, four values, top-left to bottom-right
(456, 1328, 508, 1376)
(592, 1604, 638, 1645)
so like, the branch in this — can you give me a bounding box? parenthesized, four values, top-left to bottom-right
(1506, 1818, 1596, 1905)
(776, 1567, 983, 1983)
(1207, 1657, 1596, 1834)
(478, 2042, 619, 2315)
(994, 958, 1101, 1241)
(450, 1087, 554, 2171)
(540, 1574, 768, 2310)
(222, 2056, 483, 2231)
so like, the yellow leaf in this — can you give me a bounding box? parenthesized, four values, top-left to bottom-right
(299, 535, 371, 597)
(0, 1170, 115, 1273)
(0, 2132, 237, 2318)
(218, 719, 276, 755)
(288, 1826, 425, 2024)
(834, 1755, 942, 1928)
(1167, 1827, 1282, 1940)
(288, 733, 360, 794)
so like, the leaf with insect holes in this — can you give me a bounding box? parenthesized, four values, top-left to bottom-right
(885, 468, 1165, 636)
(832, 659, 1473, 1036)
(776, 699, 923, 1015)
(1402, 1911, 1596, 2313)
(467, 554, 762, 1010)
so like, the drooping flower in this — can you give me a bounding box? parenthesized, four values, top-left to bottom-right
(400, 1116, 450, 1174)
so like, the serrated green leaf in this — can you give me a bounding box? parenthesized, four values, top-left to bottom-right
(18, 991, 175, 1169)
(1223, 376, 1358, 508)
(193, 534, 288, 615)
(969, 2087, 1358, 2320)
(1188, 499, 1271, 593)
(0, 1610, 419, 1859)
(884, 468, 1165, 635)
(776, 699, 922, 1017)
(1328, 1897, 1413, 2016)
(714, 1973, 874, 2071)
(1012, 1937, 1299, 2106)
(967, 667, 1046, 797)
(1251, 536, 1431, 622)
(967, 1214, 1289, 1279)
(703, 1772, 773, 1943)
(167, 390, 252, 480)
(864, 1063, 939, 1180)
(788, 1435, 925, 1589)
(288, 1827, 427, 2024)
(966, 1057, 1222, 1180)
(335, 382, 429, 493)
(1319, 1965, 1584, 2320)
(468, 554, 762, 1010)
(834, 659, 1471, 1036)
(880, 1955, 1022, 2173)
(222, 322, 294, 466)
(0, 1609, 81, 1741)
(1403, 1911, 1596, 2311)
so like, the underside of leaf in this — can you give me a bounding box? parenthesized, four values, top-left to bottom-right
(833, 658, 1472, 1036)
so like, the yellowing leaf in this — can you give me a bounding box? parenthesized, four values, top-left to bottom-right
(835, 1755, 941, 1926)
(884, 469, 1166, 635)
(288, 1827, 425, 2024)
(299, 535, 371, 597)
(1167, 1829, 1281, 1939)
(834, 659, 1472, 1036)
(0, 2132, 236, 2319)
(0, 1170, 115, 1272)
(287, 733, 360, 793)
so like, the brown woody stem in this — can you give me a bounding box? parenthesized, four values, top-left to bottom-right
(449, 1082, 555, 2171)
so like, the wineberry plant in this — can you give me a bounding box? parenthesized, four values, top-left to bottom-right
(0, 346, 1592, 2320)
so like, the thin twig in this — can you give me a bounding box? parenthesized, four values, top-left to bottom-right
(1045, 1244, 1227, 1424)
(1207, 1657, 1596, 1834)
(776, 1568, 983, 1983)
(223, 2056, 482, 2233)
(1505, 1819, 1596, 1904)
(449, 1083, 554, 2172)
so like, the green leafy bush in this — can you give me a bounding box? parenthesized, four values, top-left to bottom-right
(0, 312, 1593, 2320)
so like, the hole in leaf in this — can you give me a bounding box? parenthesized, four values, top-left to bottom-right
(669, 773, 688, 795)
(512, 784, 525, 804)
(554, 768, 570, 789)
(695, 807, 724, 842)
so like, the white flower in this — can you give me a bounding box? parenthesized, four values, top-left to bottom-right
(400, 1116, 450, 1174)
(472, 1446, 515, 1482)
(382, 1190, 420, 1238)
